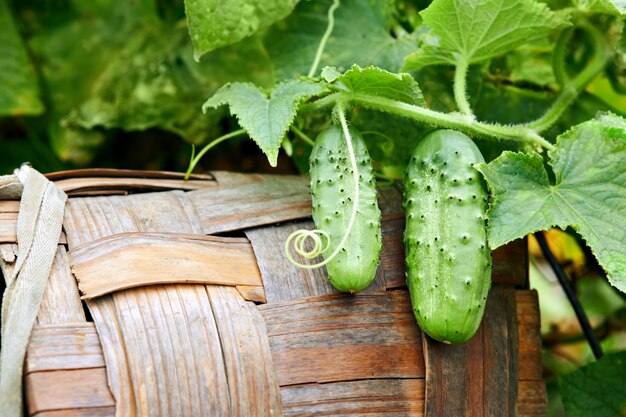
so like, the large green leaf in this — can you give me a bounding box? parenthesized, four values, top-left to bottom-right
(476, 113, 626, 291)
(203, 80, 326, 166)
(265, 0, 419, 80)
(330, 65, 426, 105)
(184, 0, 298, 59)
(0, 0, 44, 116)
(560, 351, 626, 417)
(403, 0, 570, 70)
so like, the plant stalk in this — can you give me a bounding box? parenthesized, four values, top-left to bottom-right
(454, 60, 474, 117)
(528, 21, 609, 133)
(303, 92, 553, 150)
(307, 0, 341, 78)
(184, 129, 247, 180)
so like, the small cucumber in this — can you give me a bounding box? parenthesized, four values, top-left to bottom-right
(404, 130, 491, 344)
(309, 125, 382, 292)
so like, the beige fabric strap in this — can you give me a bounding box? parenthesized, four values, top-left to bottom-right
(0, 166, 67, 417)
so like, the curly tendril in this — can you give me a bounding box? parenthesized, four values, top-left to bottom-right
(284, 229, 331, 268)
(284, 103, 360, 269)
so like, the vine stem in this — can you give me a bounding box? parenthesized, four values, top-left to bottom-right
(307, 0, 341, 78)
(527, 21, 609, 133)
(284, 102, 360, 269)
(302, 92, 554, 150)
(184, 129, 247, 180)
(454, 60, 474, 117)
(552, 27, 574, 87)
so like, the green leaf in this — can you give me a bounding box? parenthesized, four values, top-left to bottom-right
(560, 351, 626, 417)
(0, 0, 44, 116)
(332, 65, 426, 105)
(403, 0, 570, 70)
(265, 0, 419, 80)
(575, 0, 626, 15)
(203, 80, 326, 166)
(476, 113, 626, 291)
(184, 0, 298, 60)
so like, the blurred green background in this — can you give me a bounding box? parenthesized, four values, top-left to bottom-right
(0, 0, 297, 176)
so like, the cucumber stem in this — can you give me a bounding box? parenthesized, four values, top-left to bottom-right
(454, 60, 474, 117)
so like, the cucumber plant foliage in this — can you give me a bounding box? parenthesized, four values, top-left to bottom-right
(191, 0, 624, 298)
(187, 0, 626, 394)
(190, 0, 625, 344)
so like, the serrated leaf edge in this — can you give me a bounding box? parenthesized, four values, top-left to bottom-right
(202, 80, 325, 167)
(477, 146, 624, 290)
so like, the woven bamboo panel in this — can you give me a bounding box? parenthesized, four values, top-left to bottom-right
(0, 169, 545, 417)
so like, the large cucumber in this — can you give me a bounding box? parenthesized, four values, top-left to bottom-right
(404, 130, 491, 344)
(309, 125, 382, 293)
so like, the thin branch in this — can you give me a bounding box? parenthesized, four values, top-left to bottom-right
(534, 231, 604, 360)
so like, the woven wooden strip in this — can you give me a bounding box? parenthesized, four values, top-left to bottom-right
(25, 368, 114, 415)
(88, 284, 282, 417)
(108, 285, 229, 416)
(56, 178, 215, 195)
(483, 286, 518, 417)
(87, 295, 135, 417)
(0, 212, 67, 244)
(71, 233, 263, 300)
(260, 290, 424, 386)
(0, 200, 19, 212)
(47, 169, 216, 195)
(31, 408, 115, 417)
(0, 245, 84, 324)
(517, 381, 547, 417)
(280, 379, 425, 417)
(62, 190, 202, 250)
(379, 214, 409, 289)
(25, 323, 104, 373)
(516, 290, 543, 382)
(24, 323, 112, 417)
(206, 285, 284, 417)
(46, 168, 214, 182)
(516, 290, 546, 416)
(422, 286, 519, 417)
(189, 172, 311, 235)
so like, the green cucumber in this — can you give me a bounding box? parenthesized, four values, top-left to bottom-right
(404, 129, 491, 344)
(309, 125, 382, 292)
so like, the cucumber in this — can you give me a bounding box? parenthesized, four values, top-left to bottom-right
(309, 125, 382, 292)
(404, 130, 491, 344)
